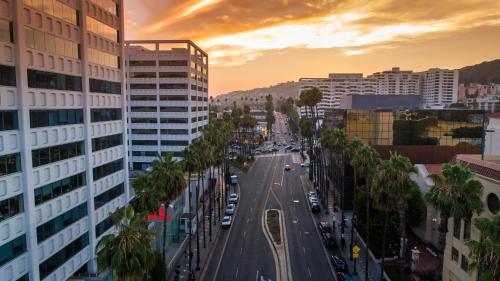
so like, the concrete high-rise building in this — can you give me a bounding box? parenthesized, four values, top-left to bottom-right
(125, 41, 209, 172)
(421, 68, 459, 109)
(0, 1, 129, 281)
(367, 67, 421, 95)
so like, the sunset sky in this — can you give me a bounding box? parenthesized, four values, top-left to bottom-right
(124, 0, 500, 95)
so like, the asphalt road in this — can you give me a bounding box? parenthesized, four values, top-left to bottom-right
(204, 113, 335, 281)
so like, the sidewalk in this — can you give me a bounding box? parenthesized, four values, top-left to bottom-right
(303, 175, 382, 281)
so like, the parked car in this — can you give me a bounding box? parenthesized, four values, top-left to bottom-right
(291, 147, 300, 152)
(331, 255, 347, 272)
(309, 196, 319, 204)
(230, 175, 238, 185)
(222, 216, 232, 228)
(228, 193, 239, 204)
(285, 145, 293, 150)
(337, 272, 352, 281)
(225, 204, 235, 215)
(318, 221, 332, 234)
(323, 231, 336, 248)
(307, 191, 317, 199)
(284, 164, 291, 171)
(301, 162, 310, 168)
(311, 202, 321, 213)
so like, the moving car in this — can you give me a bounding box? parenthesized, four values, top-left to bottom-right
(309, 196, 318, 204)
(284, 164, 291, 171)
(228, 193, 239, 204)
(311, 202, 321, 213)
(222, 216, 232, 228)
(230, 175, 238, 185)
(331, 255, 347, 272)
(225, 204, 235, 215)
(285, 145, 293, 150)
(291, 147, 300, 152)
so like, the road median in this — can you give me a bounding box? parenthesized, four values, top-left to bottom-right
(263, 209, 290, 281)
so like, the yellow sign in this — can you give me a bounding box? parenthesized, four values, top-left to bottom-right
(353, 245, 360, 259)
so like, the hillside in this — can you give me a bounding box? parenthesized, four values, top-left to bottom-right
(459, 59, 500, 85)
(212, 81, 300, 108)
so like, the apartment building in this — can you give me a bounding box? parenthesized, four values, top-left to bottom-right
(0, 1, 128, 281)
(421, 68, 459, 109)
(367, 67, 421, 95)
(125, 41, 209, 172)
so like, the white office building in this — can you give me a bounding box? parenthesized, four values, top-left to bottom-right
(367, 67, 421, 96)
(0, 1, 129, 281)
(421, 68, 459, 109)
(125, 41, 209, 171)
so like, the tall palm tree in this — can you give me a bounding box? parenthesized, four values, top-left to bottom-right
(372, 157, 402, 280)
(465, 214, 500, 281)
(425, 161, 484, 280)
(192, 138, 212, 248)
(353, 144, 380, 280)
(150, 153, 186, 265)
(131, 172, 160, 213)
(96, 205, 155, 281)
(182, 146, 199, 276)
(347, 138, 364, 259)
(380, 153, 419, 280)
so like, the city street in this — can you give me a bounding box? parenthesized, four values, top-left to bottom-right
(203, 114, 336, 281)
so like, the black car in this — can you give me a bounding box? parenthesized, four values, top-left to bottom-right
(311, 203, 320, 212)
(323, 232, 336, 248)
(318, 221, 332, 234)
(291, 147, 300, 152)
(330, 255, 347, 272)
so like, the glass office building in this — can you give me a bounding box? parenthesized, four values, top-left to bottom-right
(0, 1, 129, 280)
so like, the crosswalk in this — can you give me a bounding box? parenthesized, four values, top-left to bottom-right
(255, 152, 303, 164)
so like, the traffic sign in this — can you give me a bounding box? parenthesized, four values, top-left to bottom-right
(353, 245, 360, 259)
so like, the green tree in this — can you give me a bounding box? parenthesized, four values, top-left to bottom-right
(425, 161, 484, 280)
(192, 139, 212, 248)
(346, 138, 364, 258)
(131, 172, 160, 213)
(465, 215, 500, 281)
(182, 145, 199, 274)
(96, 205, 155, 281)
(150, 153, 186, 266)
(265, 95, 275, 138)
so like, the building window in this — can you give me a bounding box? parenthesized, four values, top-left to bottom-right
(94, 183, 124, 209)
(129, 60, 156, 67)
(93, 159, 124, 181)
(463, 219, 471, 240)
(95, 216, 113, 238)
(130, 95, 157, 101)
(159, 60, 187, 66)
(131, 118, 157, 124)
(461, 255, 469, 272)
(160, 118, 188, 124)
(27, 69, 82, 91)
(132, 151, 158, 157)
(0, 111, 18, 131)
(160, 140, 189, 146)
(160, 129, 188, 135)
(0, 19, 13, 43)
(131, 140, 157, 146)
(88, 48, 119, 68)
(0, 153, 22, 177)
(0, 195, 23, 223)
(129, 72, 156, 78)
(0, 65, 16, 87)
(159, 72, 188, 78)
(32, 141, 85, 167)
(0, 235, 26, 268)
(453, 218, 461, 239)
(159, 83, 187, 90)
(34, 173, 86, 205)
(89, 78, 121, 95)
(451, 247, 459, 262)
(86, 16, 117, 42)
(159, 95, 188, 101)
(36, 203, 87, 243)
(24, 0, 78, 25)
(39, 233, 89, 279)
(131, 107, 156, 112)
(91, 108, 122, 122)
(25, 27, 79, 59)
(92, 134, 123, 152)
(131, 129, 157, 135)
(15, 273, 29, 281)
(160, 107, 188, 112)
(30, 109, 83, 128)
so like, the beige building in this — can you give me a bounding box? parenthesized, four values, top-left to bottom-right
(442, 154, 500, 281)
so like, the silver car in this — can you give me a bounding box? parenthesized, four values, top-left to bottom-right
(225, 204, 235, 215)
(228, 193, 239, 204)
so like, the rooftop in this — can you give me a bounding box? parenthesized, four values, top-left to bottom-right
(455, 154, 500, 182)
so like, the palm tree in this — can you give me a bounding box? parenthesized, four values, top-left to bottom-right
(96, 205, 155, 281)
(182, 146, 199, 276)
(346, 138, 364, 259)
(131, 172, 160, 213)
(425, 161, 484, 280)
(380, 153, 418, 279)
(192, 139, 212, 248)
(465, 214, 500, 281)
(150, 153, 186, 265)
(299, 88, 323, 181)
(352, 144, 380, 280)
(372, 160, 398, 281)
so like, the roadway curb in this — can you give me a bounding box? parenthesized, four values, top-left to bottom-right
(280, 208, 293, 281)
(263, 209, 290, 281)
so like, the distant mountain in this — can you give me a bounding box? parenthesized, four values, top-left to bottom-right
(212, 81, 300, 108)
(459, 59, 500, 85)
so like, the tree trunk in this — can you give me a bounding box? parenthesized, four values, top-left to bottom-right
(196, 172, 200, 270)
(350, 168, 357, 260)
(188, 170, 192, 274)
(162, 200, 170, 281)
(398, 203, 407, 281)
(202, 172, 206, 248)
(380, 210, 389, 281)
(365, 181, 371, 281)
(435, 213, 449, 281)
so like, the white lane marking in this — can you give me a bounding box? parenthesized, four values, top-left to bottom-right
(256, 270, 259, 281)
(235, 268, 239, 279)
(308, 267, 312, 278)
(247, 218, 250, 223)
(293, 200, 299, 203)
(240, 247, 243, 255)
(303, 246, 306, 254)
(292, 220, 298, 224)
(244, 231, 246, 237)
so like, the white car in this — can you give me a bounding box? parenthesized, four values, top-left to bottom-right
(309, 196, 319, 204)
(225, 204, 235, 215)
(228, 193, 239, 204)
(222, 216, 232, 228)
(301, 162, 310, 167)
(308, 191, 317, 199)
